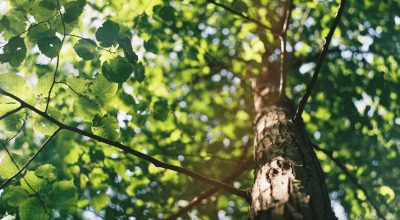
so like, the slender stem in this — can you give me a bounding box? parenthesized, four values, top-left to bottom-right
(313, 144, 387, 220)
(0, 129, 61, 191)
(0, 88, 249, 199)
(206, 0, 281, 37)
(294, 0, 346, 121)
(45, 0, 67, 113)
(279, 0, 293, 96)
(0, 106, 23, 121)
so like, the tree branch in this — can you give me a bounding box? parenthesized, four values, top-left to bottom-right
(0, 129, 61, 191)
(279, 0, 293, 96)
(294, 0, 346, 121)
(167, 157, 252, 220)
(0, 88, 249, 200)
(44, 0, 66, 113)
(313, 144, 387, 220)
(206, 0, 281, 37)
(0, 106, 23, 121)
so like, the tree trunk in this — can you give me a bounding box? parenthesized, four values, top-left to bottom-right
(249, 75, 336, 220)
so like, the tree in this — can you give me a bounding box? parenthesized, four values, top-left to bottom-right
(0, 0, 398, 219)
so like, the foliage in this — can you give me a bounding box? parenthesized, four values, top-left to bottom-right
(0, 0, 398, 219)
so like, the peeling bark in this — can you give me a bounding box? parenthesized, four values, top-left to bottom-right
(250, 75, 336, 220)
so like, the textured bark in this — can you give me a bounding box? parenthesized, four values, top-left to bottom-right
(249, 75, 336, 220)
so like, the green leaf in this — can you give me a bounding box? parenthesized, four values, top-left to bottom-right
(0, 37, 27, 67)
(64, 0, 86, 23)
(379, 186, 395, 202)
(66, 76, 90, 95)
(0, 10, 27, 36)
(19, 198, 50, 220)
(48, 180, 77, 208)
(73, 97, 101, 121)
(31, 109, 61, 135)
(158, 5, 175, 22)
(2, 186, 29, 206)
(37, 36, 62, 58)
(35, 164, 57, 181)
(0, 152, 22, 178)
(39, 0, 58, 10)
(34, 73, 53, 104)
(90, 74, 118, 105)
(102, 56, 134, 83)
(133, 62, 145, 82)
(20, 171, 45, 194)
(73, 39, 97, 60)
(28, 23, 56, 43)
(0, 73, 33, 115)
(91, 194, 110, 211)
(118, 37, 138, 64)
(153, 98, 169, 121)
(91, 114, 120, 140)
(95, 20, 120, 47)
(30, 4, 56, 22)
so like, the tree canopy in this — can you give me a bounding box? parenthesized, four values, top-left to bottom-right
(0, 0, 398, 219)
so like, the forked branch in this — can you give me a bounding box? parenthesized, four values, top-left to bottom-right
(0, 88, 249, 200)
(294, 0, 346, 121)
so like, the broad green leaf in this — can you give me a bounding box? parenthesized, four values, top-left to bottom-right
(30, 4, 56, 22)
(91, 114, 120, 140)
(34, 73, 53, 104)
(0, 10, 26, 36)
(37, 36, 62, 58)
(20, 171, 45, 194)
(31, 109, 60, 135)
(95, 20, 120, 47)
(28, 23, 56, 43)
(39, 0, 58, 10)
(2, 186, 29, 206)
(0, 37, 27, 67)
(66, 76, 90, 95)
(133, 62, 145, 82)
(0, 73, 33, 115)
(73, 39, 97, 60)
(48, 180, 77, 208)
(35, 164, 57, 181)
(73, 97, 100, 121)
(102, 56, 134, 83)
(64, 0, 86, 23)
(91, 194, 110, 211)
(118, 37, 138, 64)
(19, 197, 50, 220)
(158, 5, 175, 22)
(0, 152, 22, 178)
(89, 74, 118, 105)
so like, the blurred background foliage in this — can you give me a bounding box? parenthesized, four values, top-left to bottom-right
(0, 0, 398, 219)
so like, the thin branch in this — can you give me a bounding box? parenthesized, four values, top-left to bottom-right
(167, 157, 252, 220)
(54, 81, 86, 98)
(0, 139, 49, 214)
(0, 88, 249, 200)
(206, 0, 281, 37)
(294, 0, 346, 121)
(279, 0, 293, 96)
(313, 144, 387, 220)
(0, 129, 61, 191)
(0, 106, 23, 121)
(44, 0, 67, 113)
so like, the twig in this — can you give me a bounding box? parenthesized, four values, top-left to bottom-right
(0, 106, 23, 121)
(294, 0, 346, 121)
(278, 0, 293, 96)
(44, 0, 67, 113)
(0, 129, 61, 191)
(313, 144, 387, 220)
(0, 88, 249, 200)
(66, 34, 120, 53)
(206, 0, 281, 37)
